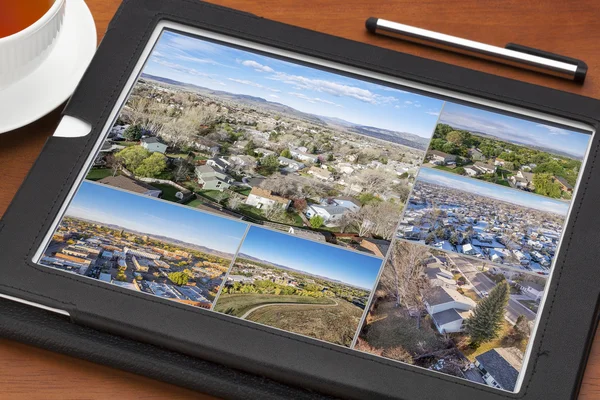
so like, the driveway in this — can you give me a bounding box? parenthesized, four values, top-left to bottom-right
(449, 254, 537, 324)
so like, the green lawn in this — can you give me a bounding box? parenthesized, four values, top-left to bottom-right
(87, 168, 113, 181)
(185, 198, 204, 208)
(237, 204, 266, 221)
(153, 184, 181, 202)
(233, 187, 251, 196)
(197, 189, 230, 203)
(433, 165, 457, 173)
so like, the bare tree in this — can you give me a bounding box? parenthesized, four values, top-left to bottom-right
(227, 194, 244, 210)
(379, 242, 430, 327)
(351, 169, 394, 195)
(370, 201, 403, 240)
(173, 161, 189, 182)
(263, 204, 286, 221)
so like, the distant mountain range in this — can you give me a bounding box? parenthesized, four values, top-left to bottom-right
(237, 253, 371, 291)
(140, 73, 429, 151)
(68, 216, 235, 259)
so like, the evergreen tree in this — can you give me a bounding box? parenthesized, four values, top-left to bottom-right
(465, 281, 510, 347)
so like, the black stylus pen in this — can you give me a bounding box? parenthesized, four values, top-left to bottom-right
(365, 17, 587, 83)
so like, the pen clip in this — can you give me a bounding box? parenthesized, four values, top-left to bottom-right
(506, 43, 587, 83)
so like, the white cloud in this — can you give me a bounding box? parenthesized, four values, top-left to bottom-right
(241, 60, 274, 73)
(270, 72, 395, 104)
(227, 78, 263, 88)
(269, 94, 279, 98)
(288, 92, 342, 107)
(425, 111, 440, 116)
(151, 58, 213, 77)
(404, 101, 413, 105)
(535, 124, 569, 135)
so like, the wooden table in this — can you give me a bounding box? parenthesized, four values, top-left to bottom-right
(1, 0, 599, 398)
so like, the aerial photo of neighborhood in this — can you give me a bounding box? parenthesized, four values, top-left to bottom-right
(357, 240, 547, 392)
(213, 226, 383, 347)
(423, 102, 590, 200)
(39, 181, 249, 308)
(87, 29, 445, 256)
(398, 167, 569, 273)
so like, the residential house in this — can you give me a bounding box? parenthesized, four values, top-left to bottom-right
(464, 166, 481, 177)
(426, 266, 456, 287)
(427, 150, 457, 165)
(307, 166, 332, 181)
(254, 148, 275, 157)
(194, 165, 233, 191)
(518, 281, 545, 301)
(132, 256, 150, 272)
(402, 226, 421, 240)
(278, 156, 305, 172)
(140, 137, 168, 153)
(331, 197, 361, 213)
(98, 175, 162, 197)
(474, 161, 497, 174)
(475, 348, 523, 391)
(461, 243, 479, 256)
(423, 286, 476, 334)
(305, 204, 348, 226)
(245, 187, 291, 210)
(554, 176, 573, 193)
(469, 148, 485, 161)
(509, 170, 534, 190)
(207, 156, 231, 172)
(230, 155, 257, 169)
(290, 147, 319, 163)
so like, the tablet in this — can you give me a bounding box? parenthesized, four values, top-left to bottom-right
(2, 2, 600, 399)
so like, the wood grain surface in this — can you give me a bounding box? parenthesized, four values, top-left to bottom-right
(1, 0, 599, 398)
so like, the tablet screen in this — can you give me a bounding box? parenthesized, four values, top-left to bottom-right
(35, 26, 593, 392)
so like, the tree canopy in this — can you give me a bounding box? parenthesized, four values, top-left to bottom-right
(116, 146, 150, 171)
(134, 152, 167, 178)
(465, 281, 510, 347)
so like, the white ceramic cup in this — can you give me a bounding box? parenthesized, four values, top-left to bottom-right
(0, 0, 66, 90)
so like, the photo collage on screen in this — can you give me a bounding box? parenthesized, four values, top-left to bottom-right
(37, 29, 592, 392)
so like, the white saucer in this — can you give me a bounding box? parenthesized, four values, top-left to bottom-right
(0, 0, 97, 134)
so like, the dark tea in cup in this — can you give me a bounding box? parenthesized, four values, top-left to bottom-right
(0, 0, 56, 38)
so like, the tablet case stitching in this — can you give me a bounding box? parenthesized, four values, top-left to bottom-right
(5, 2, 598, 395)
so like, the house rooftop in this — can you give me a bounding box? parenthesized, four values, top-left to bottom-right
(474, 161, 496, 169)
(431, 308, 472, 326)
(554, 175, 573, 189)
(250, 187, 289, 205)
(141, 136, 161, 144)
(334, 196, 362, 207)
(476, 348, 523, 391)
(428, 150, 456, 159)
(425, 286, 476, 307)
(195, 164, 217, 174)
(97, 175, 160, 194)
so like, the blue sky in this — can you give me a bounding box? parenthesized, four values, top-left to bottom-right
(417, 167, 570, 215)
(238, 226, 382, 290)
(65, 181, 248, 255)
(141, 30, 445, 137)
(439, 102, 591, 159)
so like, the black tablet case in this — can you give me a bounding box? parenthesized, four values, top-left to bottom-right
(1, 1, 600, 399)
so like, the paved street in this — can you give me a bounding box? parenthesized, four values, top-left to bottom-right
(449, 254, 537, 324)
